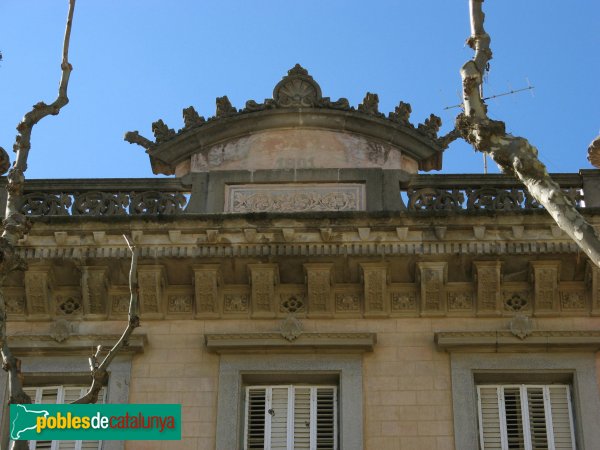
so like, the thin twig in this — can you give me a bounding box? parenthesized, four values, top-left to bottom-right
(71, 237, 140, 404)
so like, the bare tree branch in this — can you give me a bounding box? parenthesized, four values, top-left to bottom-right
(71, 236, 140, 404)
(1, 2, 77, 448)
(456, 0, 600, 267)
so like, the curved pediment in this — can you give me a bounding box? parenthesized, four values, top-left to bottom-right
(126, 65, 446, 176)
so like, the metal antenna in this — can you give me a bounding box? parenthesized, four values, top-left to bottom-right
(443, 81, 535, 110)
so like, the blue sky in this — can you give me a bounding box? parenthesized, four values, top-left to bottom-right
(0, 1, 598, 179)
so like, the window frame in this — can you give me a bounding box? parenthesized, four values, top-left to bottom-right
(448, 352, 600, 450)
(476, 383, 576, 450)
(243, 384, 338, 450)
(0, 355, 134, 450)
(23, 384, 107, 450)
(215, 354, 364, 450)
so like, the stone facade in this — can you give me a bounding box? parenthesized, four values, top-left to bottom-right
(1, 67, 600, 449)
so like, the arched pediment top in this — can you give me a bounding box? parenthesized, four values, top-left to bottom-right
(125, 65, 447, 175)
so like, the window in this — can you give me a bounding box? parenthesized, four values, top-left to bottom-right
(244, 385, 337, 450)
(22, 385, 106, 450)
(477, 384, 576, 450)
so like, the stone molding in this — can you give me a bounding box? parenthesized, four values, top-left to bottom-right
(7, 334, 147, 356)
(205, 332, 376, 353)
(434, 330, 600, 352)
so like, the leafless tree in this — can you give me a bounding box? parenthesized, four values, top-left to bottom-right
(0, 1, 140, 449)
(454, 0, 600, 266)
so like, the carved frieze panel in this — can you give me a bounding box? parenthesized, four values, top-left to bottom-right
(109, 289, 130, 317)
(224, 183, 366, 213)
(389, 284, 418, 317)
(530, 261, 560, 315)
(4, 287, 26, 318)
(360, 263, 389, 317)
(194, 265, 220, 319)
(473, 261, 502, 315)
(446, 283, 474, 315)
(138, 265, 166, 319)
(24, 267, 53, 318)
(81, 266, 108, 318)
(416, 262, 447, 316)
(248, 264, 279, 318)
(222, 286, 250, 317)
(165, 285, 194, 318)
(304, 263, 334, 318)
(334, 285, 362, 317)
(558, 282, 587, 314)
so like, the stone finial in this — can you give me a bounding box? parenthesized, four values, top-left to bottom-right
(358, 92, 382, 116)
(182, 106, 205, 129)
(0, 146, 10, 175)
(151, 119, 176, 143)
(418, 114, 442, 139)
(215, 96, 237, 118)
(124, 131, 155, 150)
(273, 64, 322, 108)
(587, 135, 600, 168)
(388, 101, 412, 125)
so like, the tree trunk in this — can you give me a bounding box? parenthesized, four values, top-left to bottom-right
(456, 0, 600, 267)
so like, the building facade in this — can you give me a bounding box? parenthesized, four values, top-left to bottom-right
(1, 66, 600, 450)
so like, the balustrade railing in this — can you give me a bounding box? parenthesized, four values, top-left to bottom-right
(405, 173, 584, 212)
(0, 172, 594, 217)
(13, 178, 190, 217)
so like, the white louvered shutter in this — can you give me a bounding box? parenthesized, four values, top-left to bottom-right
(270, 388, 289, 450)
(24, 385, 105, 450)
(246, 388, 267, 450)
(548, 386, 576, 450)
(477, 384, 576, 450)
(245, 385, 337, 450)
(315, 387, 336, 450)
(477, 386, 503, 450)
(293, 388, 311, 449)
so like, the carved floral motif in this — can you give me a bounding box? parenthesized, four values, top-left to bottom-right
(560, 292, 585, 310)
(224, 294, 249, 313)
(504, 293, 528, 312)
(57, 296, 81, 315)
(227, 184, 365, 213)
(280, 295, 305, 313)
(168, 295, 193, 313)
(391, 292, 416, 311)
(447, 292, 472, 311)
(335, 293, 360, 312)
(6, 295, 26, 314)
(111, 295, 130, 314)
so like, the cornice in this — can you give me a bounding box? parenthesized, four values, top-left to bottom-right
(8, 334, 147, 356)
(434, 330, 600, 352)
(205, 332, 376, 353)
